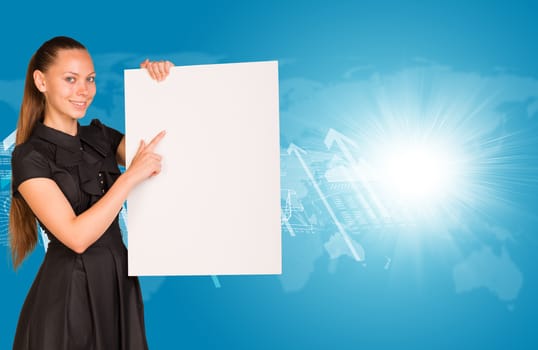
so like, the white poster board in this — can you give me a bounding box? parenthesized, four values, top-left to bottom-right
(124, 61, 281, 276)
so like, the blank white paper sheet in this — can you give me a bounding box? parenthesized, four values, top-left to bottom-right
(124, 61, 281, 276)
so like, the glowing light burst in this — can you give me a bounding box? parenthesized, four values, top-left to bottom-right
(362, 129, 469, 221)
(380, 139, 462, 205)
(344, 67, 538, 224)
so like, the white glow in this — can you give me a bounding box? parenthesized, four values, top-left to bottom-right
(379, 140, 460, 205)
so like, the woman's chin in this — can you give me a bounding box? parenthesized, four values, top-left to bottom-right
(70, 111, 88, 120)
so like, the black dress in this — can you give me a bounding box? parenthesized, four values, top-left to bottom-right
(11, 119, 148, 349)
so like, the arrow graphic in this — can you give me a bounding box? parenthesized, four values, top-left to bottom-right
(325, 129, 390, 220)
(288, 143, 363, 261)
(2, 129, 16, 151)
(281, 190, 296, 237)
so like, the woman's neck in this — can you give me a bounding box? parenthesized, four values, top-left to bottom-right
(43, 115, 78, 136)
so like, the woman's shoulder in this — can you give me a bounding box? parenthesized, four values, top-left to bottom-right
(12, 137, 54, 162)
(81, 118, 122, 138)
(11, 138, 55, 196)
(86, 118, 105, 130)
(11, 140, 53, 184)
(81, 118, 124, 154)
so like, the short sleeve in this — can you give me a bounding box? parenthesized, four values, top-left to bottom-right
(89, 119, 124, 154)
(11, 144, 52, 197)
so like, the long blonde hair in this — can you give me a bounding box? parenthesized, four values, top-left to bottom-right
(10, 36, 87, 269)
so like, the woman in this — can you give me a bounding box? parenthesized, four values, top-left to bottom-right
(10, 36, 172, 349)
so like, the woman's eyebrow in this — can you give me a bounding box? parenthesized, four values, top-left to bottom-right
(63, 71, 96, 75)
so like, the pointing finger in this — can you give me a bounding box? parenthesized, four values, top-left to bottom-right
(145, 130, 166, 151)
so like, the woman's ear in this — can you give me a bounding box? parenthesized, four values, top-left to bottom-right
(33, 70, 46, 92)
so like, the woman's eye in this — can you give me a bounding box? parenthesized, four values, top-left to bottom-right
(87, 76, 96, 83)
(65, 77, 76, 83)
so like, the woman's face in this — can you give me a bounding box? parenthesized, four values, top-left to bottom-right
(35, 49, 96, 121)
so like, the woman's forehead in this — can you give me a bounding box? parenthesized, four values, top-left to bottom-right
(49, 49, 94, 73)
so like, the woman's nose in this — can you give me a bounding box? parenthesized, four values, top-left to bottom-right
(76, 81, 89, 96)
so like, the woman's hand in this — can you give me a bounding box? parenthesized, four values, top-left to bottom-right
(125, 130, 166, 186)
(140, 59, 174, 81)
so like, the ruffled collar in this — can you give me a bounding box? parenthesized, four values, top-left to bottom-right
(32, 121, 83, 153)
(30, 119, 121, 207)
(31, 120, 112, 166)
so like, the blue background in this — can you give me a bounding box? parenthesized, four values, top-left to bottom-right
(1, 1, 537, 348)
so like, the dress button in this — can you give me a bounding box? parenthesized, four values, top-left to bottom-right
(101, 189, 105, 194)
(100, 180, 104, 184)
(98, 173, 102, 177)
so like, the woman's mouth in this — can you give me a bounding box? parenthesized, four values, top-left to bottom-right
(70, 100, 87, 109)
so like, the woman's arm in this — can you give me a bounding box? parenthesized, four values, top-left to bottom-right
(116, 136, 126, 167)
(18, 131, 165, 254)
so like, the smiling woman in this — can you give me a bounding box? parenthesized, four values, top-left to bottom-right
(9, 36, 172, 350)
(33, 49, 96, 134)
